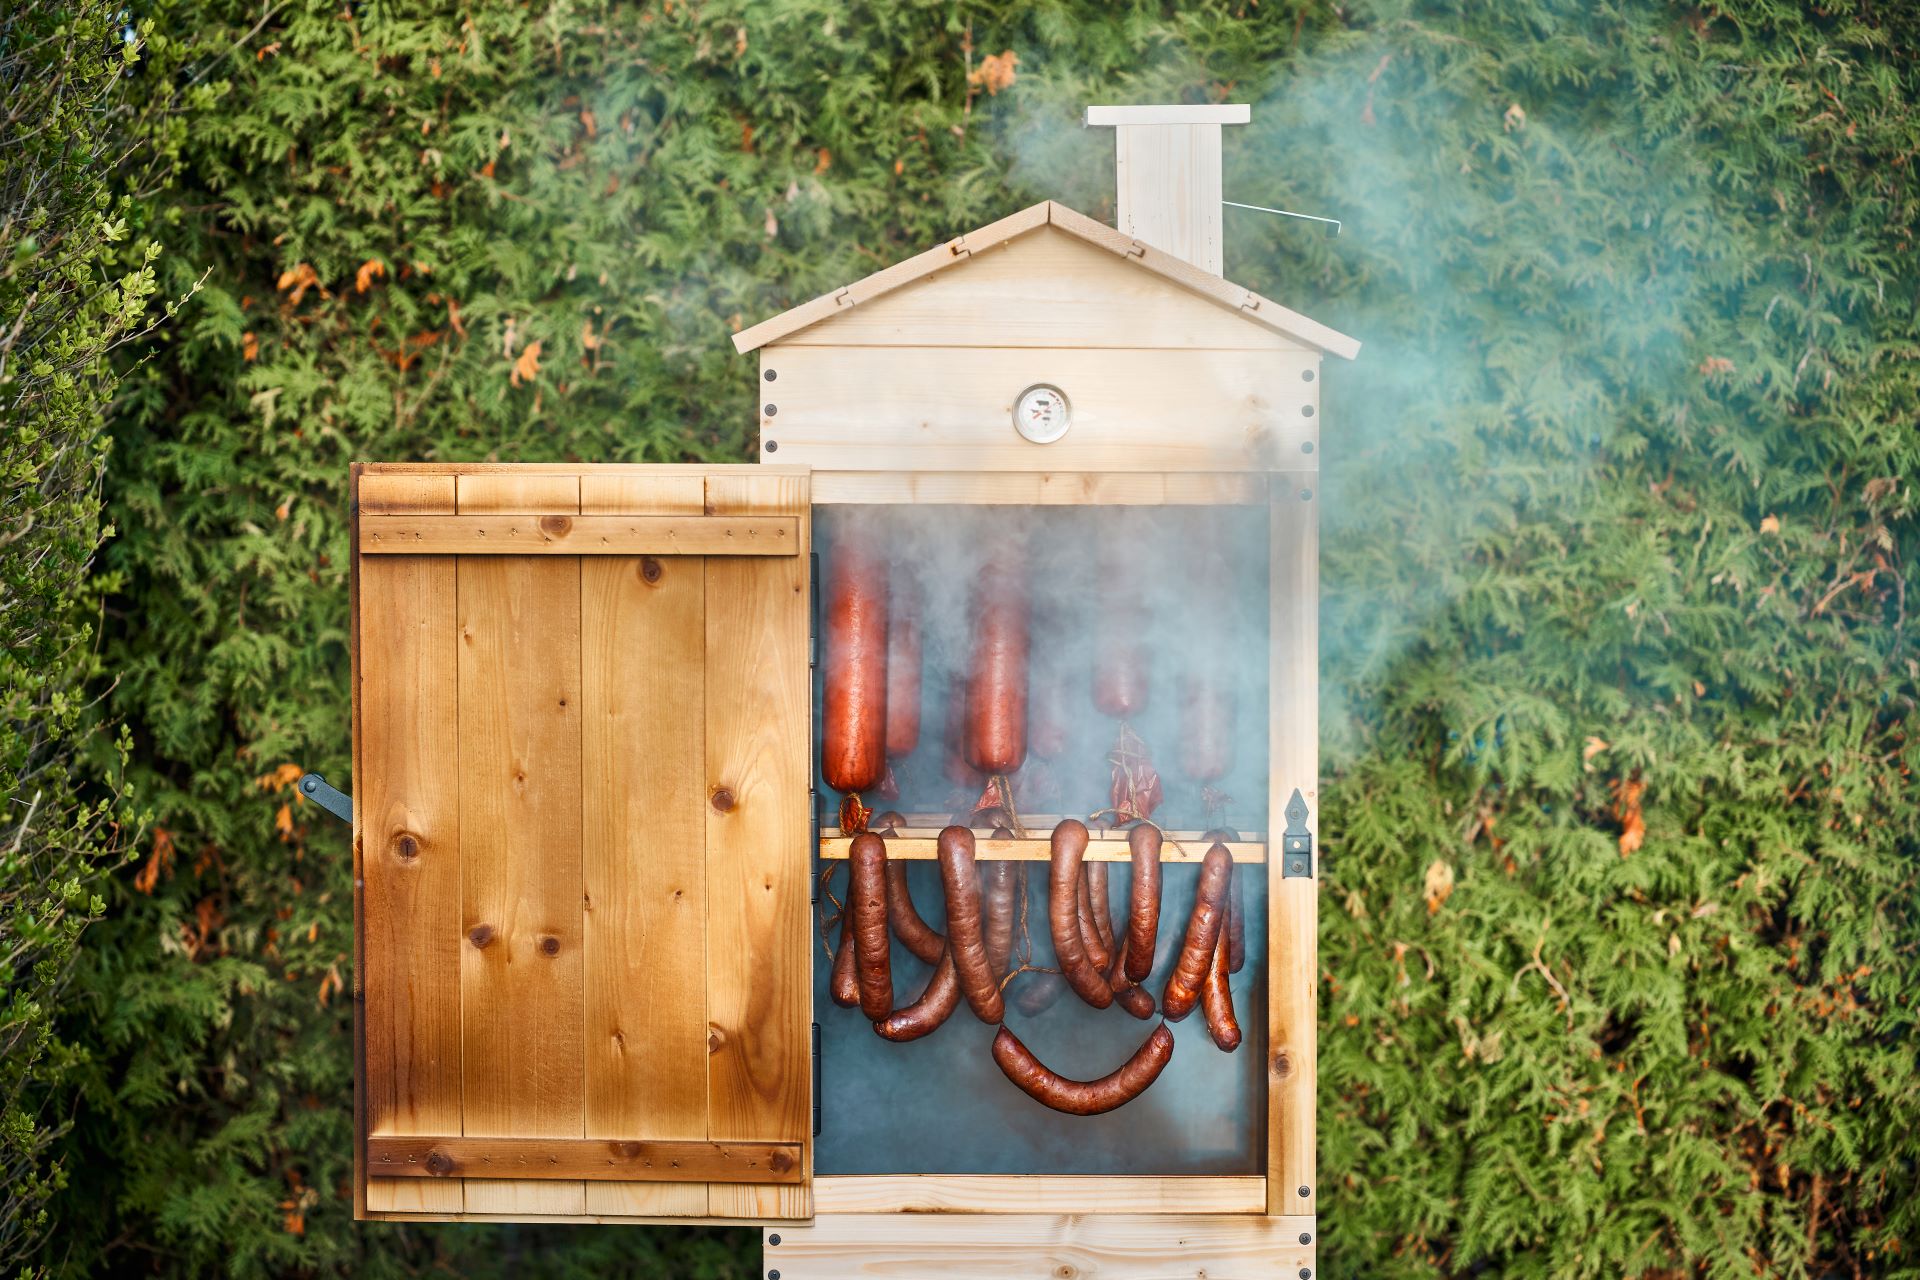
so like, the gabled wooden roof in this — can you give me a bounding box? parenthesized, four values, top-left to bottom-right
(731, 200, 1361, 360)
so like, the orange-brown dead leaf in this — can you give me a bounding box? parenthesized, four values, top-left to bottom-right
(580, 108, 597, 138)
(135, 828, 175, 895)
(510, 339, 542, 387)
(242, 331, 258, 362)
(1612, 776, 1646, 856)
(276, 263, 320, 307)
(447, 297, 467, 338)
(257, 41, 281, 61)
(1699, 356, 1735, 376)
(256, 762, 304, 793)
(354, 259, 386, 293)
(274, 803, 294, 840)
(1583, 736, 1609, 763)
(1760, 514, 1781, 534)
(317, 963, 342, 1009)
(969, 49, 1018, 95)
(814, 148, 832, 174)
(1424, 860, 1455, 914)
(275, 498, 292, 522)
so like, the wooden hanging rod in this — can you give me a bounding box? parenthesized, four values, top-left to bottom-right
(358, 514, 800, 555)
(820, 830, 1266, 864)
(364, 1136, 804, 1184)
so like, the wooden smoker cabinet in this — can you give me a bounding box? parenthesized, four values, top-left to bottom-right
(350, 105, 1359, 1278)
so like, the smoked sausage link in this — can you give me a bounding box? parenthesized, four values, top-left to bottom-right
(883, 862, 946, 966)
(875, 948, 961, 1042)
(1201, 828, 1245, 975)
(830, 912, 859, 1008)
(822, 536, 889, 795)
(1161, 842, 1233, 1021)
(1124, 824, 1163, 983)
(1180, 676, 1233, 783)
(1048, 820, 1113, 1008)
(965, 565, 1030, 775)
(848, 832, 893, 1020)
(1106, 946, 1157, 1020)
(1201, 929, 1242, 1052)
(885, 581, 923, 759)
(991, 1022, 1175, 1116)
(936, 825, 1005, 1023)
(982, 858, 1017, 980)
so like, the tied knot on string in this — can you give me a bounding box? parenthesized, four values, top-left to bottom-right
(839, 792, 872, 835)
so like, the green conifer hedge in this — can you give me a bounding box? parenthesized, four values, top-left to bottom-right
(43, 1, 1920, 1276)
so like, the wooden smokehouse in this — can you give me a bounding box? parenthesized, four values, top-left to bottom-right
(347, 104, 1359, 1277)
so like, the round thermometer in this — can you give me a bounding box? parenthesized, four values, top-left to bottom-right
(1012, 383, 1071, 444)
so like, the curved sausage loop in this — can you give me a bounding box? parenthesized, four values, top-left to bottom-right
(937, 825, 1005, 1023)
(1161, 841, 1232, 1021)
(1123, 823, 1162, 982)
(830, 912, 859, 1008)
(1201, 828, 1244, 974)
(1047, 820, 1113, 1009)
(982, 858, 1018, 980)
(848, 831, 893, 1020)
(875, 947, 961, 1042)
(991, 1022, 1175, 1116)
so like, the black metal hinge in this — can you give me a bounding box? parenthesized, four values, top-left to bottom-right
(1281, 788, 1313, 879)
(808, 550, 819, 670)
(300, 772, 353, 825)
(811, 1022, 822, 1136)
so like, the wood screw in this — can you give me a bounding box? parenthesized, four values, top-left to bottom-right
(764, 439, 778, 452)
(1299, 488, 1313, 502)
(1302, 404, 1315, 417)
(1301, 441, 1314, 454)
(768, 1272, 779, 1279)
(764, 368, 777, 381)
(1300, 1232, 1312, 1245)
(1299, 1185, 1311, 1197)
(767, 1234, 781, 1246)
(763, 403, 778, 416)
(1302, 368, 1315, 382)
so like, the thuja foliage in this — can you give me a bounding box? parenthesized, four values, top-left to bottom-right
(38, 0, 1918, 1276)
(0, 4, 197, 1272)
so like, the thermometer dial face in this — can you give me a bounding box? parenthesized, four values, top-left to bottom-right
(1013, 383, 1071, 444)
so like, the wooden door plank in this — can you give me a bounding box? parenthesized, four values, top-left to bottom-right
(360, 513, 799, 556)
(368, 1136, 800, 1183)
(457, 473, 586, 1216)
(1268, 479, 1319, 1217)
(360, 476, 462, 1215)
(580, 473, 711, 1217)
(703, 472, 812, 1221)
(763, 1214, 1313, 1279)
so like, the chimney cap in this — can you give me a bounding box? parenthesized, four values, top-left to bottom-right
(1084, 103, 1250, 127)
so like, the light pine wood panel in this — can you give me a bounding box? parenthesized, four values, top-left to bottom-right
(1268, 483, 1319, 1217)
(360, 513, 798, 556)
(763, 1214, 1315, 1279)
(1113, 123, 1226, 275)
(702, 472, 812, 1221)
(812, 1176, 1265, 1215)
(758, 345, 1319, 474)
(807, 471, 1272, 505)
(765, 226, 1291, 350)
(457, 474, 586, 1217)
(359, 479, 462, 1215)
(580, 473, 710, 1217)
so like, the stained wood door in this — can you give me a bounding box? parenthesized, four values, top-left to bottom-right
(350, 463, 812, 1223)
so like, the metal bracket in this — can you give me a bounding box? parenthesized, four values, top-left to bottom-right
(300, 772, 353, 826)
(1281, 788, 1313, 879)
(808, 551, 819, 671)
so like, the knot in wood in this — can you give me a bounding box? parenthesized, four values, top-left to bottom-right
(467, 923, 495, 949)
(538, 934, 561, 956)
(538, 515, 572, 538)
(392, 832, 420, 860)
(425, 1150, 457, 1177)
(639, 555, 663, 585)
(707, 1024, 726, 1055)
(768, 1148, 795, 1174)
(1271, 1049, 1294, 1080)
(709, 786, 735, 814)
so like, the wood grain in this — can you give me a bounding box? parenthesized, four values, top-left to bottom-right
(1268, 479, 1319, 1218)
(1113, 122, 1226, 275)
(702, 472, 812, 1221)
(367, 1136, 800, 1184)
(812, 1176, 1265, 1215)
(359, 470, 462, 1215)
(757, 344, 1318, 474)
(456, 473, 586, 1217)
(580, 473, 710, 1217)
(808, 471, 1273, 505)
(360, 513, 798, 556)
(765, 226, 1289, 350)
(762, 1214, 1315, 1279)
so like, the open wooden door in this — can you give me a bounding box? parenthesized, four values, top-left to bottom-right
(349, 463, 812, 1224)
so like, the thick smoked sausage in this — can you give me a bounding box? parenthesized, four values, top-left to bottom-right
(885, 577, 923, 759)
(991, 1023, 1175, 1116)
(1076, 868, 1111, 974)
(965, 561, 1029, 775)
(1161, 842, 1232, 1021)
(873, 811, 945, 965)
(1201, 929, 1242, 1051)
(936, 825, 1005, 1023)
(1123, 824, 1162, 982)
(1180, 675, 1233, 783)
(1203, 827, 1245, 975)
(1048, 820, 1112, 1009)
(822, 532, 889, 795)
(848, 831, 893, 1020)
(1106, 946, 1157, 1020)
(875, 948, 961, 1042)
